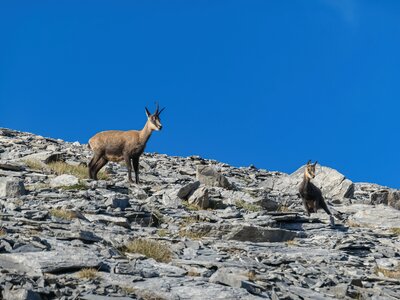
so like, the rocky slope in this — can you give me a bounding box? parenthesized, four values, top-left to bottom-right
(0, 127, 399, 300)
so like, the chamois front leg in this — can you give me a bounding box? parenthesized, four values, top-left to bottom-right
(132, 156, 140, 184)
(302, 198, 311, 217)
(124, 154, 134, 183)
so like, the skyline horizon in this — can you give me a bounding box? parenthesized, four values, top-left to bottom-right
(1, 1, 399, 188)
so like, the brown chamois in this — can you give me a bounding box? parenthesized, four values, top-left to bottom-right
(88, 104, 165, 184)
(299, 160, 335, 226)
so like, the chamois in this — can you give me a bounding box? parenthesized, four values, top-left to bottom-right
(88, 104, 165, 184)
(299, 160, 335, 226)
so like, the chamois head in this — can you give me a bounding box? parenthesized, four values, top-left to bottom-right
(145, 103, 165, 131)
(305, 160, 317, 179)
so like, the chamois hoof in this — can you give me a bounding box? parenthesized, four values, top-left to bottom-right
(329, 216, 335, 227)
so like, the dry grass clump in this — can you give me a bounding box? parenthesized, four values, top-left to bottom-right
(50, 208, 77, 220)
(277, 204, 291, 212)
(346, 219, 362, 228)
(178, 227, 209, 240)
(24, 159, 45, 171)
(59, 182, 88, 191)
(375, 266, 400, 279)
(235, 199, 262, 212)
(390, 227, 400, 235)
(286, 239, 297, 247)
(122, 239, 172, 263)
(157, 229, 170, 237)
(0, 228, 6, 236)
(25, 160, 108, 180)
(77, 268, 99, 279)
(247, 270, 257, 281)
(182, 201, 201, 211)
(47, 161, 108, 180)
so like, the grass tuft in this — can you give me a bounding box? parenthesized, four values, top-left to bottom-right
(235, 199, 262, 212)
(277, 204, 291, 212)
(375, 266, 400, 279)
(48, 161, 108, 180)
(50, 208, 77, 220)
(0, 228, 6, 236)
(178, 227, 209, 240)
(390, 227, 400, 235)
(60, 182, 88, 191)
(286, 239, 297, 247)
(77, 268, 99, 279)
(182, 201, 201, 211)
(157, 229, 170, 237)
(24, 159, 46, 171)
(25, 160, 108, 180)
(122, 239, 172, 263)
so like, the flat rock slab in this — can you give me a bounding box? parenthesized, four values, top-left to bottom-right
(84, 213, 130, 228)
(227, 225, 303, 243)
(0, 177, 25, 197)
(81, 295, 135, 300)
(131, 277, 265, 300)
(0, 247, 101, 277)
(346, 204, 400, 229)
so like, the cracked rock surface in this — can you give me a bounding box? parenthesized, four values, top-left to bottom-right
(0, 127, 399, 300)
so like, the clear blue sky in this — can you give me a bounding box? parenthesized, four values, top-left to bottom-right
(1, 1, 399, 188)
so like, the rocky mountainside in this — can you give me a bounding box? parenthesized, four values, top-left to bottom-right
(0, 127, 399, 300)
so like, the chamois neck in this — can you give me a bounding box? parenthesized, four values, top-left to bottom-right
(303, 172, 311, 184)
(139, 121, 154, 144)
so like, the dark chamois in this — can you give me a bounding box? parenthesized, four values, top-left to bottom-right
(88, 103, 165, 184)
(299, 160, 335, 226)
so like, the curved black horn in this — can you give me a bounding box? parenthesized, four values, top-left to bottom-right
(154, 102, 159, 115)
(157, 107, 165, 115)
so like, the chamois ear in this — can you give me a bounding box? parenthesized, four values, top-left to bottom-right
(307, 160, 311, 165)
(145, 107, 151, 118)
(313, 161, 318, 166)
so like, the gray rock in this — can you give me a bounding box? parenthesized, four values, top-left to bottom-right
(162, 190, 182, 208)
(370, 190, 389, 205)
(387, 190, 400, 210)
(0, 247, 101, 276)
(188, 186, 209, 209)
(196, 165, 231, 189)
(260, 164, 354, 201)
(81, 295, 134, 300)
(209, 267, 249, 287)
(347, 204, 400, 228)
(84, 213, 130, 228)
(177, 181, 200, 199)
(291, 164, 354, 200)
(105, 196, 130, 210)
(227, 225, 301, 243)
(0, 177, 25, 197)
(50, 174, 79, 187)
(21, 151, 63, 164)
(2, 289, 42, 300)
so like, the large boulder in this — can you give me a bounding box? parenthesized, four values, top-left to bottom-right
(50, 174, 79, 188)
(188, 186, 209, 209)
(0, 177, 25, 198)
(196, 166, 231, 189)
(21, 151, 63, 164)
(346, 204, 400, 229)
(259, 164, 354, 201)
(177, 181, 200, 199)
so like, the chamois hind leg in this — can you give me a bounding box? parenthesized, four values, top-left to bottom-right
(89, 154, 101, 179)
(131, 157, 140, 184)
(92, 157, 107, 180)
(319, 197, 335, 226)
(124, 154, 134, 183)
(302, 198, 311, 217)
